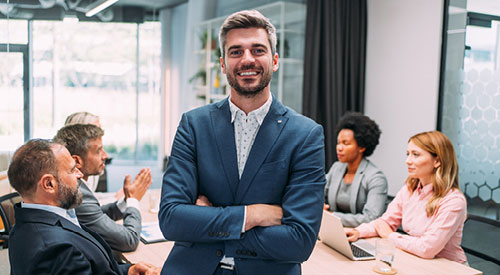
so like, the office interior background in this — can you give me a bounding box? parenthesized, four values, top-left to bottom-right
(0, 0, 499, 261)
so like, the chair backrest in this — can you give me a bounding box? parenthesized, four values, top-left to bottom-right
(0, 192, 22, 236)
(461, 214, 500, 266)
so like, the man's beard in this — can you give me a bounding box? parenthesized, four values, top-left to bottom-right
(58, 179, 83, 209)
(226, 64, 273, 97)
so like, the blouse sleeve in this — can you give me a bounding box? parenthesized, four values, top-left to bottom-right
(387, 191, 466, 259)
(356, 186, 405, 237)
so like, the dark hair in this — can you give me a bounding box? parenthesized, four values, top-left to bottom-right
(219, 10, 277, 59)
(53, 124, 104, 157)
(8, 139, 58, 197)
(336, 112, 381, 157)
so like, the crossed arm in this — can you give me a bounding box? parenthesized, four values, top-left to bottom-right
(159, 114, 326, 262)
(196, 195, 283, 231)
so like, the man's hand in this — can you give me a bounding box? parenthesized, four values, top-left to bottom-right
(323, 204, 331, 211)
(196, 195, 213, 207)
(374, 219, 393, 238)
(245, 204, 283, 231)
(128, 262, 160, 275)
(194, 196, 282, 231)
(123, 168, 152, 201)
(344, 228, 360, 242)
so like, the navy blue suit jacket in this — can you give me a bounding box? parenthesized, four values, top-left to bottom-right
(159, 98, 326, 275)
(9, 203, 130, 275)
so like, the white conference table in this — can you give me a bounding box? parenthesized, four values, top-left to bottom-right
(121, 190, 482, 275)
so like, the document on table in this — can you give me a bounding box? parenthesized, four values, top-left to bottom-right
(140, 221, 168, 244)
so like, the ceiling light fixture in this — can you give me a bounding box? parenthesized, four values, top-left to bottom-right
(85, 0, 119, 17)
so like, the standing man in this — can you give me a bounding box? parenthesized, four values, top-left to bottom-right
(54, 124, 152, 252)
(159, 10, 325, 275)
(7, 139, 159, 274)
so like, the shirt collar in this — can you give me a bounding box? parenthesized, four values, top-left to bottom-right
(417, 182, 434, 196)
(228, 94, 273, 125)
(22, 202, 81, 227)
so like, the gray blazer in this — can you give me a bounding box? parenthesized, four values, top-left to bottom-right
(75, 180, 141, 252)
(325, 158, 388, 227)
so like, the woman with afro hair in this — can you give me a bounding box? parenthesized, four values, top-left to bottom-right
(324, 112, 388, 227)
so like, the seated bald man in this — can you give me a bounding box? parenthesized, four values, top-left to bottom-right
(7, 139, 159, 274)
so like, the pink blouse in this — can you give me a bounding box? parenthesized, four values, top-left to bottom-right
(356, 183, 467, 263)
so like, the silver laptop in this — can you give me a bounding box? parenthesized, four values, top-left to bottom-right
(318, 210, 376, 260)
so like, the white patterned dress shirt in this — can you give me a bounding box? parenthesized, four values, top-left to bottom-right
(219, 94, 272, 267)
(229, 95, 273, 178)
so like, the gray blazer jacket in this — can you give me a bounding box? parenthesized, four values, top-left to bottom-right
(75, 180, 141, 252)
(325, 158, 388, 227)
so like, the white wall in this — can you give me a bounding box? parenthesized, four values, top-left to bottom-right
(162, 0, 217, 156)
(365, 0, 444, 195)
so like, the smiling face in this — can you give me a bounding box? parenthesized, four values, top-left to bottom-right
(221, 27, 278, 97)
(405, 140, 440, 185)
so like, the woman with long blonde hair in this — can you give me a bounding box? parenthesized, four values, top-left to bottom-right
(345, 131, 467, 263)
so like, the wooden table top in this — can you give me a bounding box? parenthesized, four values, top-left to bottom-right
(122, 190, 482, 275)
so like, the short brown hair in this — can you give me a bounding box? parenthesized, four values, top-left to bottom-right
(53, 124, 104, 157)
(8, 139, 58, 197)
(219, 10, 277, 59)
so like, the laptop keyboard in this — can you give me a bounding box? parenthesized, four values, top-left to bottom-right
(350, 243, 373, 258)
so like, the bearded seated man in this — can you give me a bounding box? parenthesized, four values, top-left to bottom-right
(7, 139, 159, 275)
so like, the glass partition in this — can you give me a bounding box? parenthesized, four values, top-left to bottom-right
(0, 19, 28, 44)
(0, 52, 24, 151)
(440, 1, 500, 220)
(31, 20, 161, 163)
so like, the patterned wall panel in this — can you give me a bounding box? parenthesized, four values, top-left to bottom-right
(442, 68, 500, 203)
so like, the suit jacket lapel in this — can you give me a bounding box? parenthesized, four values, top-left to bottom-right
(328, 163, 347, 212)
(59, 217, 116, 266)
(15, 204, 115, 269)
(349, 158, 367, 213)
(81, 224, 122, 273)
(235, 99, 288, 204)
(211, 99, 239, 200)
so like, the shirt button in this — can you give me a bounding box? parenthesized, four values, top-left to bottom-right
(224, 232, 229, 237)
(216, 250, 223, 257)
(236, 249, 242, 255)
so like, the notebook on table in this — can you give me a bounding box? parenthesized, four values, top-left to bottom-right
(318, 210, 375, 260)
(140, 221, 168, 244)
